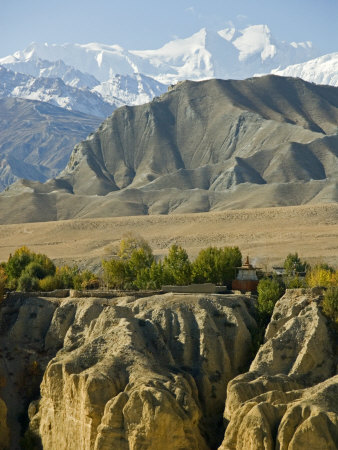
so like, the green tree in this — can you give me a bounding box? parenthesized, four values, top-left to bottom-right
(322, 287, 338, 324)
(284, 252, 309, 276)
(17, 273, 39, 292)
(118, 232, 152, 260)
(128, 248, 154, 274)
(5, 246, 55, 287)
(102, 259, 131, 289)
(135, 260, 167, 290)
(192, 246, 242, 285)
(24, 262, 47, 280)
(257, 278, 285, 318)
(163, 245, 191, 285)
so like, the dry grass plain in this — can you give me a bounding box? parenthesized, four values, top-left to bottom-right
(0, 203, 337, 271)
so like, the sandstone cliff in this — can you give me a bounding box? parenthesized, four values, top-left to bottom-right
(220, 288, 338, 450)
(1, 289, 337, 449)
(0, 292, 256, 449)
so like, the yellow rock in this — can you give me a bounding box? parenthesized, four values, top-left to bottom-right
(220, 289, 338, 450)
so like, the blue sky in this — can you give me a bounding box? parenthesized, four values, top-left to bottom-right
(1, 0, 338, 57)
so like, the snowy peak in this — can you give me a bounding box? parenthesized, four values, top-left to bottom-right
(0, 24, 320, 85)
(271, 52, 338, 87)
(1, 57, 100, 88)
(93, 73, 167, 106)
(219, 24, 314, 65)
(0, 65, 116, 117)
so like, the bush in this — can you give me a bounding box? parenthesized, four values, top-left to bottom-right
(134, 261, 167, 290)
(257, 278, 285, 317)
(322, 287, 338, 324)
(306, 266, 337, 288)
(5, 246, 33, 280)
(55, 266, 78, 288)
(0, 267, 7, 302)
(24, 262, 46, 280)
(5, 246, 55, 288)
(38, 275, 59, 291)
(284, 275, 307, 289)
(17, 274, 39, 292)
(73, 270, 100, 290)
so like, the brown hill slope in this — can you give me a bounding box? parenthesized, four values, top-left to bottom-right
(0, 204, 337, 269)
(1, 75, 337, 223)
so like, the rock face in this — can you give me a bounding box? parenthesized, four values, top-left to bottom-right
(1, 289, 337, 449)
(0, 292, 257, 449)
(220, 288, 338, 450)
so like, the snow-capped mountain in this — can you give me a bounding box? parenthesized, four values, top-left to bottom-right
(131, 25, 318, 84)
(93, 73, 167, 106)
(0, 66, 116, 117)
(271, 53, 338, 87)
(1, 57, 100, 88)
(0, 25, 320, 85)
(0, 65, 168, 116)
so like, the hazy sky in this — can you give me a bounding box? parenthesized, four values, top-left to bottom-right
(1, 0, 338, 57)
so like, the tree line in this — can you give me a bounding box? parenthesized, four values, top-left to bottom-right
(0, 237, 337, 326)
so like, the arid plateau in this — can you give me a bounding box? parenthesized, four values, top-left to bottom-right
(0, 203, 337, 271)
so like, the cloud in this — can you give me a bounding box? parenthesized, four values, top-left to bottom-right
(237, 14, 248, 21)
(185, 6, 195, 14)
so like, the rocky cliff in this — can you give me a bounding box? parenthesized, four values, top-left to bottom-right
(0, 289, 336, 449)
(0, 292, 257, 449)
(220, 288, 338, 450)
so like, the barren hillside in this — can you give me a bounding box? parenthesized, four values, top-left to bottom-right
(0, 204, 337, 269)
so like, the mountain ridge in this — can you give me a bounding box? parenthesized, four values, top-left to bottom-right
(1, 75, 337, 223)
(0, 97, 101, 190)
(0, 25, 320, 85)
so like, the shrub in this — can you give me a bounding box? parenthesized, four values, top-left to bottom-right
(306, 266, 337, 288)
(257, 278, 285, 317)
(284, 275, 307, 289)
(17, 273, 39, 292)
(54, 266, 79, 289)
(24, 262, 46, 280)
(5, 246, 55, 287)
(0, 266, 7, 302)
(134, 261, 167, 290)
(102, 236, 154, 290)
(129, 248, 154, 274)
(73, 270, 100, 290)
(5, 246, 33, 280)
(322, 287, 338, 324)
(38, 275, 59, 291)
